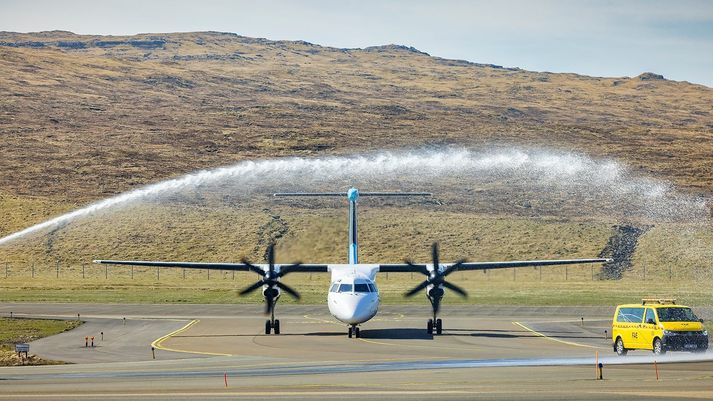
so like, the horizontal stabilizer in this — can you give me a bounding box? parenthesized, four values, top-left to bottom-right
(274, 192, 431, 197)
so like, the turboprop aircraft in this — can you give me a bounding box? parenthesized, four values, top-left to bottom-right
(95, 187, 610, 338)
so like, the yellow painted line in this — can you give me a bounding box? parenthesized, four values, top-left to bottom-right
(513, 321, 604, 349)
(151, 319, 232, 356)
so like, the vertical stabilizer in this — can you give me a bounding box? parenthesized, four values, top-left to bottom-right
(274, 188, 431, 264)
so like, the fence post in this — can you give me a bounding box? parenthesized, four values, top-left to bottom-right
(669, 265, 672, 281)
(82, 264, 85, 278)
(5, 262, 8, 278)
(539, 266, 542, 281)
(232, 271, 234, 280)
(157, 267, 160, 281)
(56, 260, 60, 278)
(643, 262, 646, 281)
(105, 264, 108, 279)
(32, 262, 35, 278)
(565, 266, 568, 281)
(207, 269, 210, 280)
(513, 268, 516, 281)
(591, 265, 594, 281)
(183, 268, 186, 279)
(131, 266, 134, 279)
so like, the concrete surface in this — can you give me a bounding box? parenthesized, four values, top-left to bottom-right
(0, 304, 712, 400)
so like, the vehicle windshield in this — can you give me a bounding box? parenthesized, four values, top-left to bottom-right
(338, 284, 353, 293)
(657, 307, 699, 322)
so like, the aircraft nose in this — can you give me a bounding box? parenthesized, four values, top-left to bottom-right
(331, 294, 377, 324)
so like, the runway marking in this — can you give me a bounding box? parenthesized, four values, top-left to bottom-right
(512, 321, 604, 349)
(151, 319, 233, 356)
(0, 390, 473, 398)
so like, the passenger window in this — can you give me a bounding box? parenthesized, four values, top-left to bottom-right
(330, 284, 338, 293)
(617, 307, 645, 323)
(338, 284, 353, 293)
(645, 308, 656, 324)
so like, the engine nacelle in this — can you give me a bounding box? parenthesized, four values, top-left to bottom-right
(427, 286, 444, 300)
(263, 286, 280, 299)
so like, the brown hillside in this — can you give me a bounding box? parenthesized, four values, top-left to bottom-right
(1, 30, 711, 207)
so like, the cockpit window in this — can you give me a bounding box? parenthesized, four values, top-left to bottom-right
(368, 283, 376, 292)
(338, 283, 353, 293)
(354, 283, 370, 293)
(330, 284, 338, 293)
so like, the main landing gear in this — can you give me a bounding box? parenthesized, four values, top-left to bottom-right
(427, 317, 443, 335)
(348, 325, 361, 338)
(265, 308, 281, 335)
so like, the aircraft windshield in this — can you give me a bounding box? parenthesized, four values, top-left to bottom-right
(338, 284, 353, 293)
(657, 307, 699, 322)
(354, 283, 370, 293)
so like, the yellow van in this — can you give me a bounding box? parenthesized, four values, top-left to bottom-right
(612, 299, 708, 355)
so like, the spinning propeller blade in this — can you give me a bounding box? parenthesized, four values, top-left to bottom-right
(404, 242, 468, 299)
(237, 244, 302, 315)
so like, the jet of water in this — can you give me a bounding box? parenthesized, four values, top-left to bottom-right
(0, 147, 708, 246)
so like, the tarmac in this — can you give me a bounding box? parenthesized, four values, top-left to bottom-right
(1, 303, 712, 400)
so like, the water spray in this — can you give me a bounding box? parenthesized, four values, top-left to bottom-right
(0, 147, 708, 246)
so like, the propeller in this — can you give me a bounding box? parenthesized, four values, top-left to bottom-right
(404, 243, 468, 313)
(238, 244, 302, 315)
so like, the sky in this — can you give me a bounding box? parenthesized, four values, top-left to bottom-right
(2, 0, 712, 86)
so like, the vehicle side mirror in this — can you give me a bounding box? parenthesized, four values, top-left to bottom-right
(646, 319, 656, 325)
(700, 319, 705, 323)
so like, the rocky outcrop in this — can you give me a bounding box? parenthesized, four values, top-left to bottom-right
(637, 72, 665, 81)
(599, 224, 653, 279)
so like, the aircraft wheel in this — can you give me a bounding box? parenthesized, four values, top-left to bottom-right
(355, 327, 360, 338)
(427, 319, 434, 335)
(265, 320, 272, 335)
(615, 337, 627, 356)
(274, 319, 280, 335)
(348, 327, 353, 338)
(436, 318, 443, 335)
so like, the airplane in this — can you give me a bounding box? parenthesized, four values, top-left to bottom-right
(95, 187, 610, 338)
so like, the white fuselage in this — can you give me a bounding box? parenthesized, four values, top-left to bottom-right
(326, 264, 380, 325)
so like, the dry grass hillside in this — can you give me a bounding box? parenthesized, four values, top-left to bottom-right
(0, 31, 711, 302)
(1, 31, 711, 207)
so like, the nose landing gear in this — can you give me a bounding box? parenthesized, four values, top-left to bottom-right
(348, 325, 361, 338)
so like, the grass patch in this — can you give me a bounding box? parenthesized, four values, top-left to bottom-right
(1, 277, 712, 307)
(0, 317, 82, 366)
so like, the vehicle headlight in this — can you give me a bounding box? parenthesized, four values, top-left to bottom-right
(663, 330, 673, 336)
(703, 330, 708, 336)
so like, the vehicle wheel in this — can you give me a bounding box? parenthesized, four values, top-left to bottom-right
(355, 327, 360, 338)
(653, 338, 665, 355)
(265, 320, 271, 335)
(615, 337, 627, 356)
(274, 319, 280, 335)
(348, 327, 353, 338)
(427, 319, 434, 335)
(436, 318, 443, 335)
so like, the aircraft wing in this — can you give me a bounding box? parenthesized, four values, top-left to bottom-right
(93, 260, 329, 273)
(379, 258, 609, 273)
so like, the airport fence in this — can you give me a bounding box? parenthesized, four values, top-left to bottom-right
(0, 260, 683, 283)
